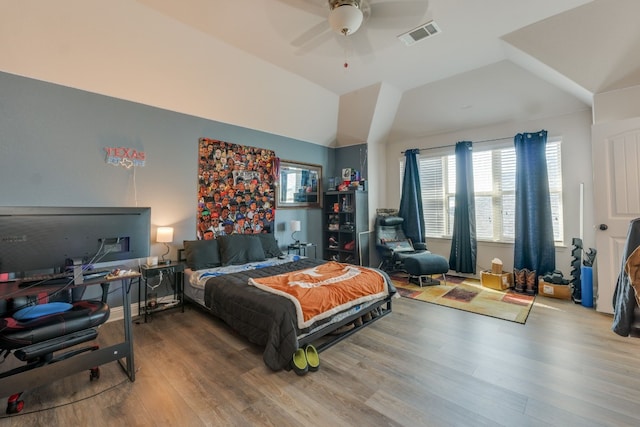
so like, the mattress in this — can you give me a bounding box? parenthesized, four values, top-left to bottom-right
(183, 257, 395, 370)
(183, 254, 303, 305)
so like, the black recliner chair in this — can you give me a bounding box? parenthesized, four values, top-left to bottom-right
(375, 215, 449, 286)
(0, 284, 110, 414)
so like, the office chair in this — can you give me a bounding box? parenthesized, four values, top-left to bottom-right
(375, 215, 449, 286)
(0, 285, 110, 414)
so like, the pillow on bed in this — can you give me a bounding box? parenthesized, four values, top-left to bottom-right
(218, 234, 266, 266)
(183, 239, 221, 270)
(257, 233, 283, 258)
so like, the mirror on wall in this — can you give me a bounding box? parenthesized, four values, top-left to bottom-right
(277, 160, 322, 209)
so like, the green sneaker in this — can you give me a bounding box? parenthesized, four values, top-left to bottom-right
(292, 348, 308, 376)
(305, 345, 320, 372)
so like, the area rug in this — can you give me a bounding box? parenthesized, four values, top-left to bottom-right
(391, 274, 534, 324)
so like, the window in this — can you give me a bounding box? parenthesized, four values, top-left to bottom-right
(402, 140, 564, 243)
(284, 172, 298, 203)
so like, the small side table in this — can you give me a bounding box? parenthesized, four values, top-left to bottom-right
(139, 261, 184, 322)
(287, 243, 317, 258)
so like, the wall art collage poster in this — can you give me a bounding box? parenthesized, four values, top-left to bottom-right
(197, 137, 277, 240)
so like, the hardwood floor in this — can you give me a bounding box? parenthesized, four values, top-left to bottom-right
(1, 296, 639, 427)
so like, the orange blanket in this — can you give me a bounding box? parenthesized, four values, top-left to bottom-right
(248, 261, 388, 329)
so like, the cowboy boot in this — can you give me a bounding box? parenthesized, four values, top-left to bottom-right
(514, 268, 526, 293)
(525, 270, 537, 295)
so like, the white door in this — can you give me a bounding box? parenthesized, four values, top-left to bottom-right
(592, 117, 640, 314)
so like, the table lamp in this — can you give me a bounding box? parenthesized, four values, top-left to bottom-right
(290, 220, 301, 244)
(156, 226, 174, 263)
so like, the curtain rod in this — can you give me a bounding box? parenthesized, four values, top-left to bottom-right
(401, 136, 513, 154)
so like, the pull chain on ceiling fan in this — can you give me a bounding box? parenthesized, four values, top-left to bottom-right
(343, 37, 352, 69)
(328, 0, 365, 69)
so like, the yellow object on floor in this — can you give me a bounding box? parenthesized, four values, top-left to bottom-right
(480, 271, 513, 290)
(305, 345, 320, 372)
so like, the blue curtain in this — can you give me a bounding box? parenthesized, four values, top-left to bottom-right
(399, 149, 425, 245)
(449, 141, 477, 274)
(514, 130, 556, 276)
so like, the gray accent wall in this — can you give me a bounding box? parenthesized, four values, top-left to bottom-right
(332, 144, 368, 186)
(0, 71, 331, 304)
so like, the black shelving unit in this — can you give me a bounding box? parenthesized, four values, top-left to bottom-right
(322, 190, 368, 265)
(138, 262, 184, 322)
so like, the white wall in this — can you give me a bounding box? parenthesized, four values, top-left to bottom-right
(385, 109, 593, 278)
(0, 0, 339, 147)
(593, 84, 640, 124)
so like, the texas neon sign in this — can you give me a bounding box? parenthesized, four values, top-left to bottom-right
(104, 147, 146, 168)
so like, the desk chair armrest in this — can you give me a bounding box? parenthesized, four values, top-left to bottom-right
(376, 244, 395, 257)
(413, 242, 427, 251)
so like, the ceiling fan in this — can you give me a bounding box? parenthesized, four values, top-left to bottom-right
(280, 0, 430, 57)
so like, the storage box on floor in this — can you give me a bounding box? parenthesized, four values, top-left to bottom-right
(481, 271, 513, 290)
(538, 278, 571, 299)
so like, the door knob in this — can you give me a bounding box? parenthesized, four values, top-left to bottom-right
(599, 224, 608, 230)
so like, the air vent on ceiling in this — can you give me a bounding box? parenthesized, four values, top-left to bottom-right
(398, 20, 441, 46)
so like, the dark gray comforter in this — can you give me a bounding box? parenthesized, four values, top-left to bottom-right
(203, 258, 394, 370)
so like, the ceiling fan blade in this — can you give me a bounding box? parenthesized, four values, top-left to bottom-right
(292, 20, 330, 48)
(367, 1, 429, 29)
(274, 0, 328, 18)
(337, 29, 375, 62)
(294, 30, 335, 56)
(370, 0, 428, 17)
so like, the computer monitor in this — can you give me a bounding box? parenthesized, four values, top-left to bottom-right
(0, 206, 151, 278)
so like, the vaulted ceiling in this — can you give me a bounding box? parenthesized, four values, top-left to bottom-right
(1, 1, 638, 147)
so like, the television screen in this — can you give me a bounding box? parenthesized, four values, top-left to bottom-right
(0, 207, 151, 278)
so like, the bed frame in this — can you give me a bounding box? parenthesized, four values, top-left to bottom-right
(177, 249, 392, 355)
(298, 297, 391, 353)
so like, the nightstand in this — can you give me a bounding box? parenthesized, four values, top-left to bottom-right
(287, 242, 317, 258)
(138, 261, 184, 322)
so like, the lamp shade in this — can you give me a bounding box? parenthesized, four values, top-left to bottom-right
(329, 3, 364, 36)
(290, 220, 301, 232)
(156, 227, 174, 243)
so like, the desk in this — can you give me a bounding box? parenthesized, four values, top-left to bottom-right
(0, 272, 140, 397)
(287, 243, 317, 258)
(139, 262, 184, 323)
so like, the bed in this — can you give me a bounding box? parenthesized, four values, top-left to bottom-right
(179, 234, 396, 371)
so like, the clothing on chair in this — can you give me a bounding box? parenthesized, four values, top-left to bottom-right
(375, 215, 449, 285)
(612, 218, 640, 336)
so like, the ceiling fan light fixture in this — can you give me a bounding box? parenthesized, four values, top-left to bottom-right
(328, 2, 364, 36)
